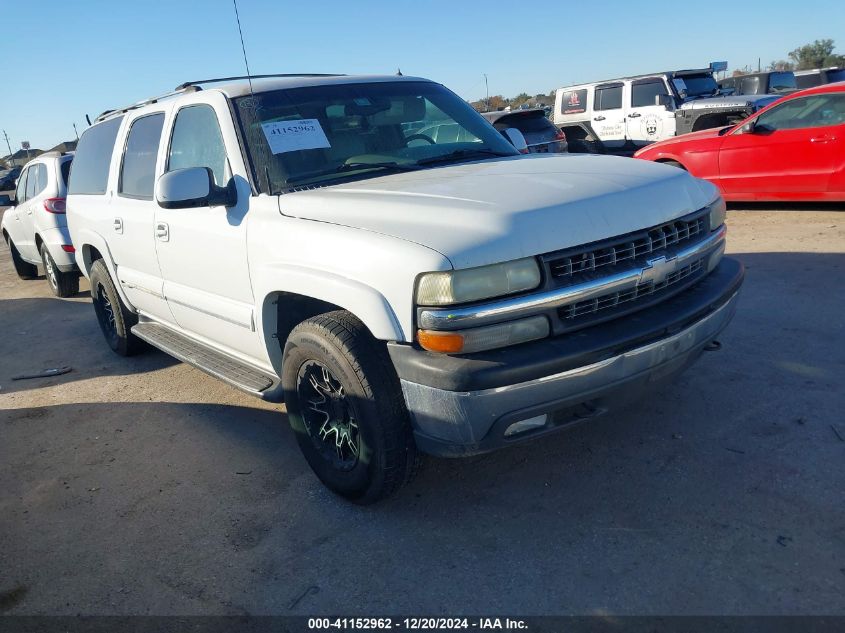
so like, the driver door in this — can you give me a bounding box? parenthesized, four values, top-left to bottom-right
(718, 94, 844, 196)
(626, 77, 676, 146)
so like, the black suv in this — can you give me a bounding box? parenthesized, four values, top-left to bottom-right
(481, 109, 568, 153)
(718, 71, 797, 95)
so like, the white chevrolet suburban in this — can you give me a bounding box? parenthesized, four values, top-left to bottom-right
(66, 74, 744, 503)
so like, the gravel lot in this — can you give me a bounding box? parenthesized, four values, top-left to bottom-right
(1, 202, 843, 616)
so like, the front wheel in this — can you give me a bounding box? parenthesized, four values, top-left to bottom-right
(89, 259, 143, 356)
(40, 243, 79, 297)
(282, 311, 420, 504)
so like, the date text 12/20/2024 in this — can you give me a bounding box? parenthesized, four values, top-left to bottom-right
(308, 618, 528, 630)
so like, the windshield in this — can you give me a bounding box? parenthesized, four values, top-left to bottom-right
(674, 74, 719, 99)
(234, 81, 517, 193)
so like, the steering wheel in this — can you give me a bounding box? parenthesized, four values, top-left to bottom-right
(405, 133, 436, 145)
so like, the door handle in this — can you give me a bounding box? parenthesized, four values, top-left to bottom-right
(155, 222, 169, 242)
(113, 218, 123, 234)
(810, 135, 834, 143)
(628, 113, 642, 118)
(593, 116, 606, 121)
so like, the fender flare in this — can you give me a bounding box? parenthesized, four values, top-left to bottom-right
(253, 262, 405, 374)
(75, 228, 136, 311)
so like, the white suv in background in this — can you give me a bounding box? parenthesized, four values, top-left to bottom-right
(2, 151, 80, 296)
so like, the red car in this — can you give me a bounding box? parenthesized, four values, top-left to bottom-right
(634, 83, 845, 201)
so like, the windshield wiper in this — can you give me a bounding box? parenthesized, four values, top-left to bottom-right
(415, 148, 513, 166)
(285, 161, 421, 186)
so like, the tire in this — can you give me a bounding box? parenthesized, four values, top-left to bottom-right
(8, 239, 38, 279)
(89, 259, 143, 356)
(661, 160, 686, 170)
(282, 310, 421, 504)
(40, 242, 79, 297)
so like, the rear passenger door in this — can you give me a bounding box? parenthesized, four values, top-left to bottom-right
(6, 167, 32, 258)
(17, 164, 46, 260)
(154, 93, 260, 361)
(626, 77, 676, 146)
(591, 82, 626, 149)
(109, 111, 174, 321)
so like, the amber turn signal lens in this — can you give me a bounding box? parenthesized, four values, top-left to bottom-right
(417, 329, 464, 354)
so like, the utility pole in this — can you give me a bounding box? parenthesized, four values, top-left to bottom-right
(2, 129, 12, 162)
(483, 73, 489, 110)
(73, 123, 79, 141)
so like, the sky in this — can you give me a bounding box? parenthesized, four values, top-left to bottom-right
(1, 0, 842, 152)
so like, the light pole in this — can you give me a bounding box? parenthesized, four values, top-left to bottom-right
(2, 130, 12, 162)
(483, 73, 489, 110)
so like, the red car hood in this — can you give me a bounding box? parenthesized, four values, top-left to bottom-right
(635, 126, 726, 157)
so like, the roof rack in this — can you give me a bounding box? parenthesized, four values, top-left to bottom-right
(175, 73, 345, 90)
(94, 85, 201, 123)
(93, 74, 345, 125)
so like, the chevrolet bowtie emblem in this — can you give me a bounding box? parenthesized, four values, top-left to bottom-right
(639, 255, 678, 286)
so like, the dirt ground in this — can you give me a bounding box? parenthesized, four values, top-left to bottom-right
(1, 203, 843, 616)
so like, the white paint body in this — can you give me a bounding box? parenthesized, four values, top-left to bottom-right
(2, 153, 75, 270)
(553, 76, 678, 146)
(67, 76, 720, 378)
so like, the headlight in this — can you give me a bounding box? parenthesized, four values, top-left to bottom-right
(416, 257, 541, 306)
(708, 196, 727, 231)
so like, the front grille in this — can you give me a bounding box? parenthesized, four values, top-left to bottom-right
(560, 258, 705, 321)
(546, 210, 708, 284)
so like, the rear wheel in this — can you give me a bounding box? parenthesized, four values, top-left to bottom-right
(282, 310, 420, 504)
(660, 160, 686, 170)
(40, 242, 79, 297)
(89, 259, 143, 356)
(8, 239, 38, 279)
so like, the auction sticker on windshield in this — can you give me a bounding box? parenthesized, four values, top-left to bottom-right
(261, 119, 331, 153)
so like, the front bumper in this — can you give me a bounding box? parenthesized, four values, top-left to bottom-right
(389, 258, 744, 457)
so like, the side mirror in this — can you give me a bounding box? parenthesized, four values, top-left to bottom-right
(740, 121, 757, 134)
(502, 127, 529, 154)
(655, 94, 674, 109)
(155, 167, 237, 210)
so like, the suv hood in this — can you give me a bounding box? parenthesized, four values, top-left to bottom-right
(278, 154, 718, 269)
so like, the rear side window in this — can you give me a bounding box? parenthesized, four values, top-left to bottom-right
(60, 160, 72, 188)
(595, 84, 623, 111)
(119, 113, 165, 199)
(795, 73, 820, 89)
(631, 79, 669, 108)
(68, 116, 124, 195)
(167, 105, 228, 186)
(560, 89, 587, 115)
(768, 72, 796, 93)
(26, 164, 47, 199)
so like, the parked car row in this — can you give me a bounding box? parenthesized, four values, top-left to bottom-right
(3, 72, 745, 503)
(552, 62, 779, 153)
(0, 165, 22, 190)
